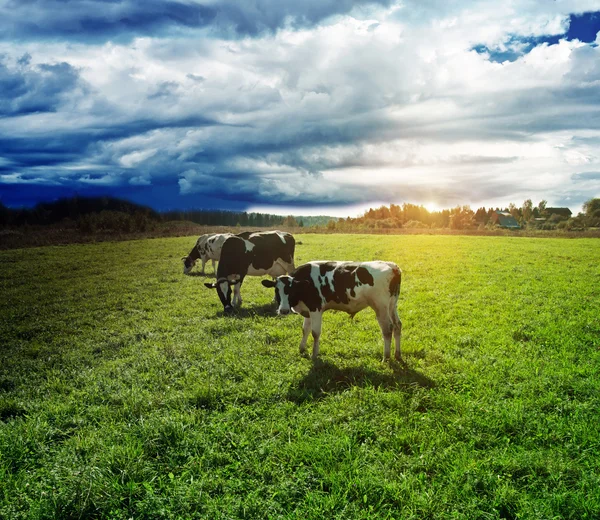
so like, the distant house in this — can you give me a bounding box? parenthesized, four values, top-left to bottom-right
(545, 207, 572, 219)
(491, 211, 520, 229)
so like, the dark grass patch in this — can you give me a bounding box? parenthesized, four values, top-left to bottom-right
(0, 398, 26, 421)
(287, 359, 435, 403)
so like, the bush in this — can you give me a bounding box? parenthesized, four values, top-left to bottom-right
(77, 211, 157, 234)
(547, 213, 566, 223)
(404, 220, 428, 228)
(77, 214, 98, 233)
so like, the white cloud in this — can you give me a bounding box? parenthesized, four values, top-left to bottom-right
(119, 149, 158, 168)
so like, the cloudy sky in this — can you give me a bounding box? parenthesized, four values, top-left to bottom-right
(1, 1, 599, 216)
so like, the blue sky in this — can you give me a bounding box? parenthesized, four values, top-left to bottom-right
(0, 1, 599, 216)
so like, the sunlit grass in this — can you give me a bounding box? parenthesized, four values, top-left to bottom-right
(1, 234, 599, 519)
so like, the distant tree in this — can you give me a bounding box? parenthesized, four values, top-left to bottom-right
(583, 198, 600, 227)
(522, 199, 533, 222)
(583, 198, 600, 217)
(537, 199, 547, 215)
(474, 207, 488, 224)
(449, 205, 475, 229)
(282, 215, 298, 227)
(0, 201, 9, 227)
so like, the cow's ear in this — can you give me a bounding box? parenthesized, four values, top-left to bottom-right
(261, 280, 276, 288)
(204, 282, 217, 289)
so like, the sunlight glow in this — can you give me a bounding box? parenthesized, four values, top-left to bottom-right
(424, 202, 440, 213)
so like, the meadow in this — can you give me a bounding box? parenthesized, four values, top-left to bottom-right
(1, 234, 599, 519)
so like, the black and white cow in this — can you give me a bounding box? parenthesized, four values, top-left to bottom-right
(182, 231, 256, 275)
(262, 261, 403, 362)
(204, 231, 296, 313)
(182, 233, 232, 275)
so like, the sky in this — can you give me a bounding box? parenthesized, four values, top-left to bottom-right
(0, 1, 599, 217)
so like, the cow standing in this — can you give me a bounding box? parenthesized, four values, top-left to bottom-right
(182, 231, 259, 275)
(204, 231, 296, 313)
(182, 233, 233, 275)
(262, 261, 402, 362)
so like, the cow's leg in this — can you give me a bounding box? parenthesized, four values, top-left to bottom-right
(376, 310, 393, 362)
(299, 316, 311, 355)
(387, 295, 403, 363)
(309, 312, 323, 361)
(232, 281, 243, 307)
(200, 257, 207, 274)
(211, 259, 216, 272)
(271, 274, 278, 304)
(393, 310, 403, 363)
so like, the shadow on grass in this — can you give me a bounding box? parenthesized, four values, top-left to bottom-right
(215, 302, 277, 318)
(287, 358, 435, 403)
(186, 271, 216, 278)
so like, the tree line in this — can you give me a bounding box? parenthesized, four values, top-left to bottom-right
(1, 196, 599, 233)
(0, 196, 320, 232)
(324, 198, 600, 231)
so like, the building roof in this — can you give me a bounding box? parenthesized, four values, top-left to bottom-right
(494, 210, 520, 228)
(545, 207, 572, 217)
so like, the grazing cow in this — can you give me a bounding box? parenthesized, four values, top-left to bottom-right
(204, 231, 296, 313)
(182, 233, 232, 275)
(182, 232, 258, 275)
(262, 261, 402, 362)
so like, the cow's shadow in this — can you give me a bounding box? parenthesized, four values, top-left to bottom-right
(216, 302, 277, 318)
(287, 358, 435, 403)
(186, 272, 216, 278)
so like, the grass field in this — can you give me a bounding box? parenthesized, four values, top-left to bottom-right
(1, 234, 599, 519)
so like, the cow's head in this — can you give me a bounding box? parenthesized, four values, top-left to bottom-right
(182, 256, 195, 275)
(205, 277, 240, 313)
(262, 276, 294, 315)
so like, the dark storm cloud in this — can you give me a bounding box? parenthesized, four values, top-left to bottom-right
(0, 0, 394, 42)
(0, 0, 217, 41)
(0, 56, 81, 116)
(211, 0, 394, 36)
(0, 113, 228, 172)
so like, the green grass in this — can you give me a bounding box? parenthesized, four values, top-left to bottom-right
(1, 234, 599, 519)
